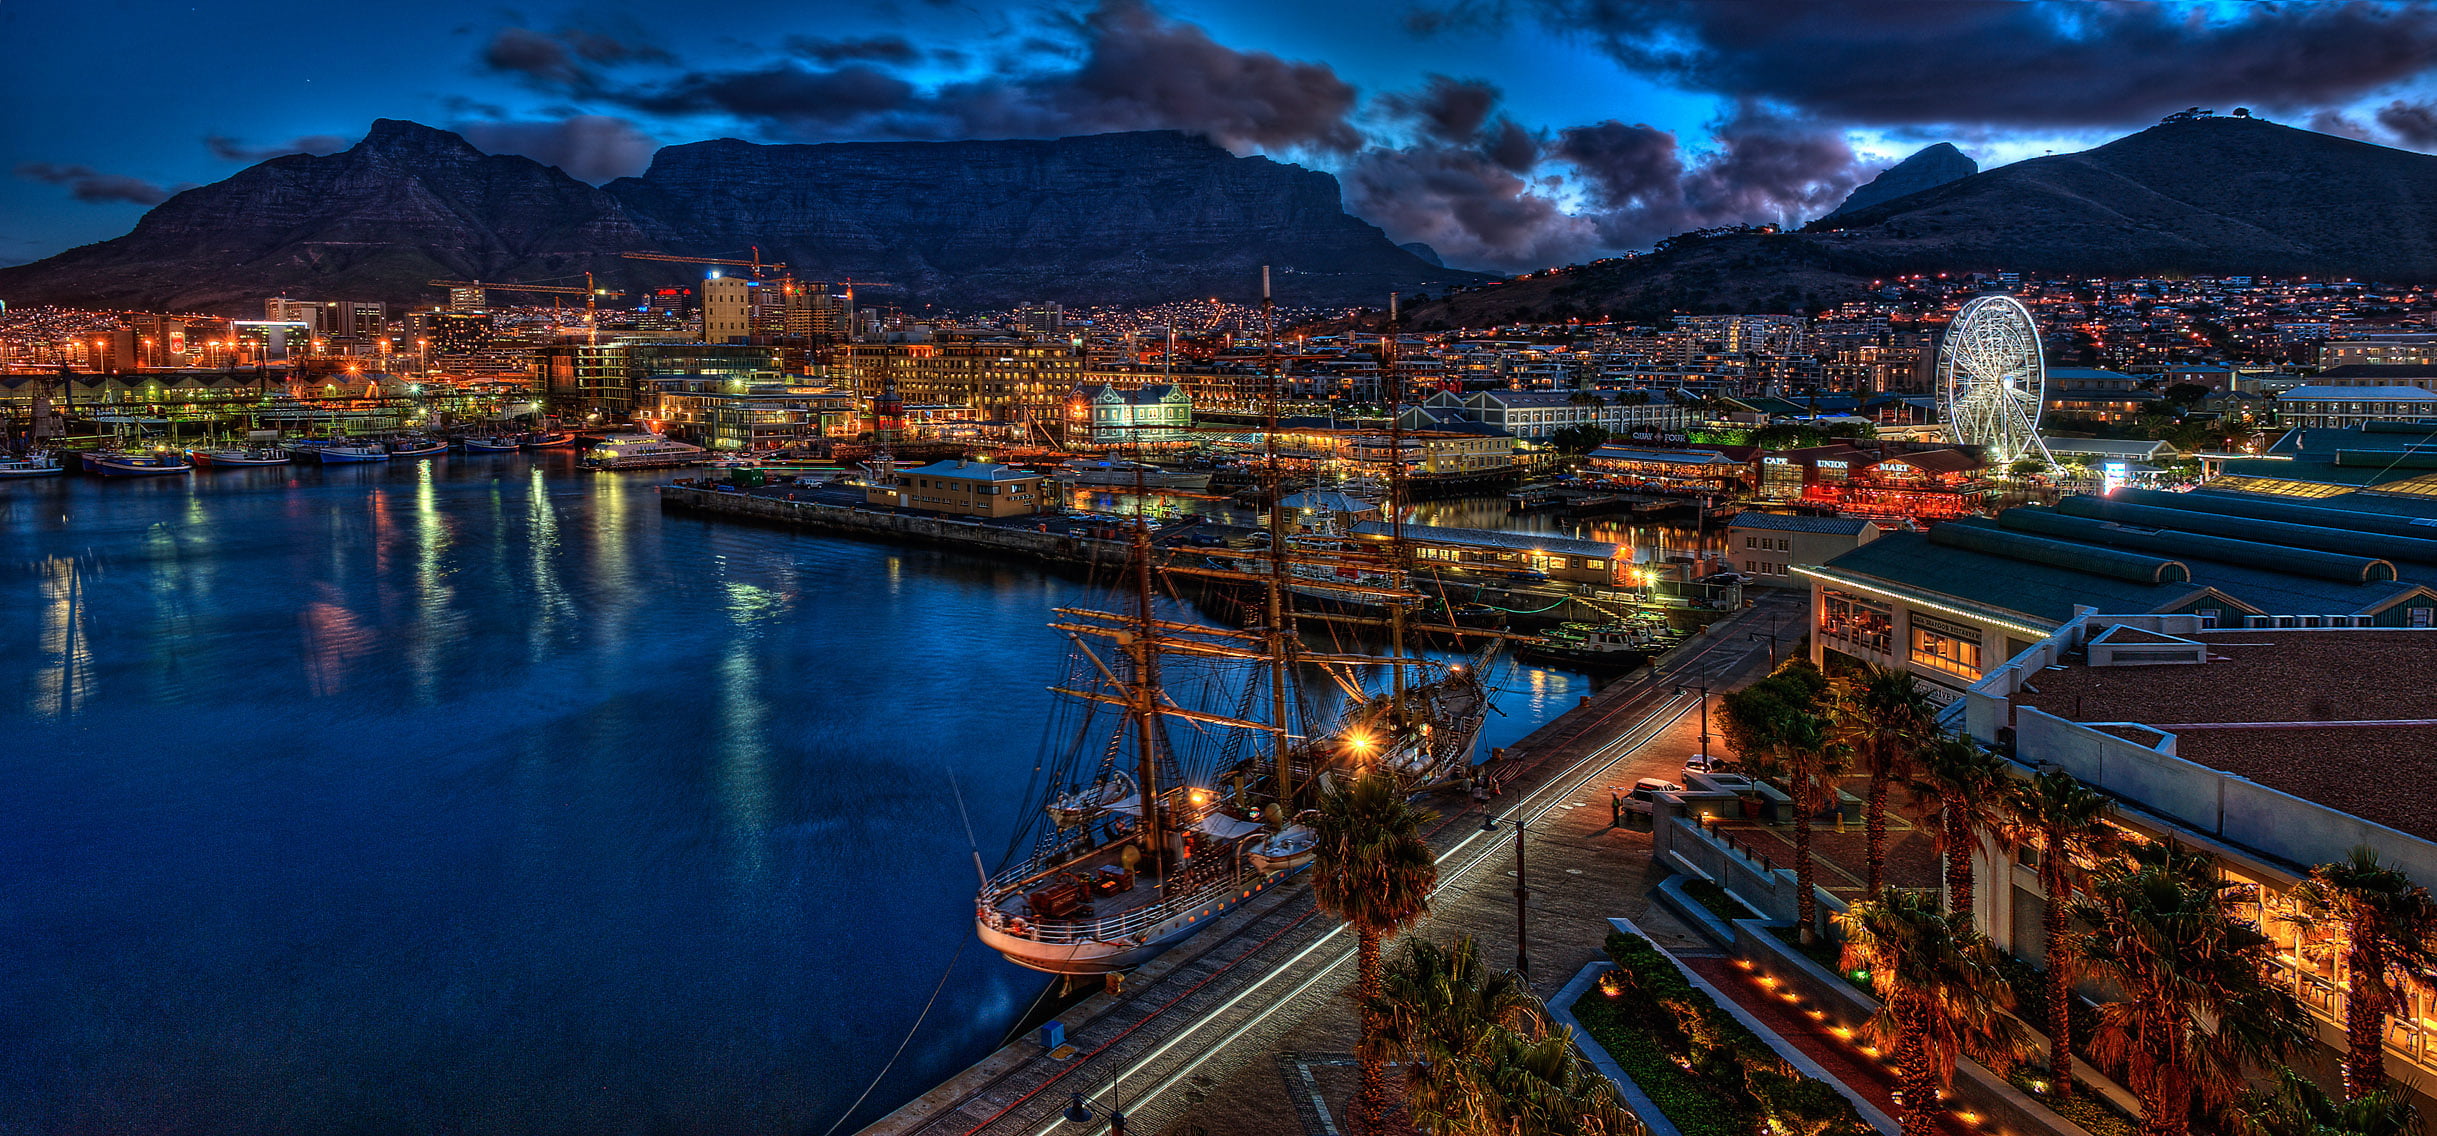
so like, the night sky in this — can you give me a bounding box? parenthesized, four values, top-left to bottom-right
(12, 0, 2437, 274)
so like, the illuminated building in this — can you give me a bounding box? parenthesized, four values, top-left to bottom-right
(848, 338, 1088, 427)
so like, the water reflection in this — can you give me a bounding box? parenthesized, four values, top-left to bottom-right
(0, 459, 1598, 1135)
(31, 555, 92, 718)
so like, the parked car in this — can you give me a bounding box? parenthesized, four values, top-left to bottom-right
(1619, 776, 1684, 816)
(1503, 568, 1551, 583)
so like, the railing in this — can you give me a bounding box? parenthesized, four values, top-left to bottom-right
(980, 868, 1267, 945)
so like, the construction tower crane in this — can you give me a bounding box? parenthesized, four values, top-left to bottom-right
(427, 274, 624, 343)
(620, 248, 787, 277)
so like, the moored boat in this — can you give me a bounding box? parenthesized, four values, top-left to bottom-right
(0, 451, 65, 478)
(1052, 459, 1213, 491)
(313, 444, 391, 463)
(1514, 621, 1661, 673)
(387, 438, 447, 458)
(191, 447, 291, 467)
(459, 436, 521, 453)
(581, 433, 709, 470)
(83, 451, 194, 477)
(521, 432, 576, 450)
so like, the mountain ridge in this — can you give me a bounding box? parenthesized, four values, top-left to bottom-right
(1403, 116, 2437, 327)
(0, 121, 1483, 314)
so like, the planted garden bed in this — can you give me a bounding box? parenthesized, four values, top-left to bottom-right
(1570, 929, 1875, 1136)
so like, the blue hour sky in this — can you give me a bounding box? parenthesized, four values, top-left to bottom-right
(10, 0, 2437, 273)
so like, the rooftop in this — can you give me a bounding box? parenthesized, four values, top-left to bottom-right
(1728, 512, 1879, 536)
(2279, 385, 2437, 401)
(2015, 630, 2437, 842)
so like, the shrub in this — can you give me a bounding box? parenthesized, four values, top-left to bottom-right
(1572, 929, 1874, 1136)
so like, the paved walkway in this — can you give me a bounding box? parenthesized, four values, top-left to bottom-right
(1682, 955, 1972, 1136)
(1150, 589, 1808, 1136)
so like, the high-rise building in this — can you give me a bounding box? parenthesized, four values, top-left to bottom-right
(702, 277, 754, 343)
(265, 297, 321, 331)
(448, 286, 487, 312)
(1017, 302, 1064, 335)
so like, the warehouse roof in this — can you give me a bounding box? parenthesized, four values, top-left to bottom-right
(1729, 513, 1880, 536)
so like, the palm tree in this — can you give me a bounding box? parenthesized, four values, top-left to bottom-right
(2004, 767, 2116, 1100)
(2282, 846, 2437, 1099)
(1313, 771, 1439, 1136)
(1840, 889, 2033, 1136)
(1914, 736, 2013, 918)
(1472, 1027, 1642, 1136)
(1722, 661, 1838, 943)
(2069, 841, 2312, 1136)
(1364, 934, 1547, 1134)
(1832, 664, 1937, 899)
(2236, 1066, 2422, 1136)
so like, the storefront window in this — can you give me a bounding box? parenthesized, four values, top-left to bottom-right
(1909, 612, 1984, 678)
(1821, 590, 1893, 656)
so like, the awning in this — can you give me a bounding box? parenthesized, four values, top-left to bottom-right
(1195, 814, 1266, 840)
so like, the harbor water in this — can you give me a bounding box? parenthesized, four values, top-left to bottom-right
(0, 457, 1611, 1135)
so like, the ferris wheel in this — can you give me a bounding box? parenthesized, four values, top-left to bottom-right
(1937, 295, 2053, 466)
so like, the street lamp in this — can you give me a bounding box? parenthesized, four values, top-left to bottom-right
(1673, 663, 1714, 766)
(1062, 1084, 1127, 1135)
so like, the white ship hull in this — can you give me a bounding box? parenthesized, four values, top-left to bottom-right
(976, 866, 1299, 976)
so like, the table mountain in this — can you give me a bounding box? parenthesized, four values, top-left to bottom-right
(0, 121, 1481, 314)
(1406, 115, 2437, 327)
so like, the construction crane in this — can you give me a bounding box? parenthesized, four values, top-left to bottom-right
(620, 248, 787, 277)
(427, 274, 624, 343)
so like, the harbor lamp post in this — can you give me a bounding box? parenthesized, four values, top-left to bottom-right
(1674, 663, 1714, 766)
(1062, 1084, 1128, 1135)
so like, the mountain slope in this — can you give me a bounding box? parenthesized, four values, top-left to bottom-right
(0, 123, 1481, 314)
(1408, 116, 2437, 327)
(1823, 142, 1976, 220)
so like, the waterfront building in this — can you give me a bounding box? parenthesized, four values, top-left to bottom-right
(1725, 513, 1880, 586)
(2319, 334, 2437, 367)
(1800, 487, 2437, 701)
(2306, 364, 2437, 392)
(543, 341, 786, 419)
(2208, 420, 2437, 497)
(1064, 382, 1192, 446)
(2276, 384, 2437, 428)
(848, 338, 1088, 430)
(1960, 616, 2437, 1102)
(1403, 388, 1692, 441)
(644, 377, 848, 450)
(1348, 522, 1625, 586)
(1583, 443, 1757, 495)
(864, 459, 1046, 518)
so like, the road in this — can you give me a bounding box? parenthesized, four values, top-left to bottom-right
(859, 588, 1808, 1136)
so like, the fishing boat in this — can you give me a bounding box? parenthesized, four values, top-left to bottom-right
(191, 447, 291, 467)
(581, 433, 710, 470)
(387, 438, 447, 458)
(83, 451, 193, 477)
(1514, 621, 1669, 674)
(521, 432, 576, 450)
(0, 451, 65, 478)
(459, 435, 521, 453)
(1053, 459, 1213, 492)
(313, 443, 391, 463)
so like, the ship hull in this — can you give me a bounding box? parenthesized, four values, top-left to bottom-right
(84, 455, 192, 476)
(978, 867, 1299, 975)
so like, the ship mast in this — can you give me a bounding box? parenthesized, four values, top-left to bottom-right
(1127, 408, 1171, 891)
(1383, 292, 1409, 720)
(1259, 266, 1296, 802)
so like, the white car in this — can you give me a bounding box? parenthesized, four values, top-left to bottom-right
(1620, 777, 1684, 815)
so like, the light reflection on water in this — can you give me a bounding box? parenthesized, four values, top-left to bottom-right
(0, 456, 1596, 1135)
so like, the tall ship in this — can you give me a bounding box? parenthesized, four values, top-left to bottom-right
(977, 275, 1497, 977)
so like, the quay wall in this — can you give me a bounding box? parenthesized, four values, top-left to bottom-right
(660, 484, 1128, 570)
